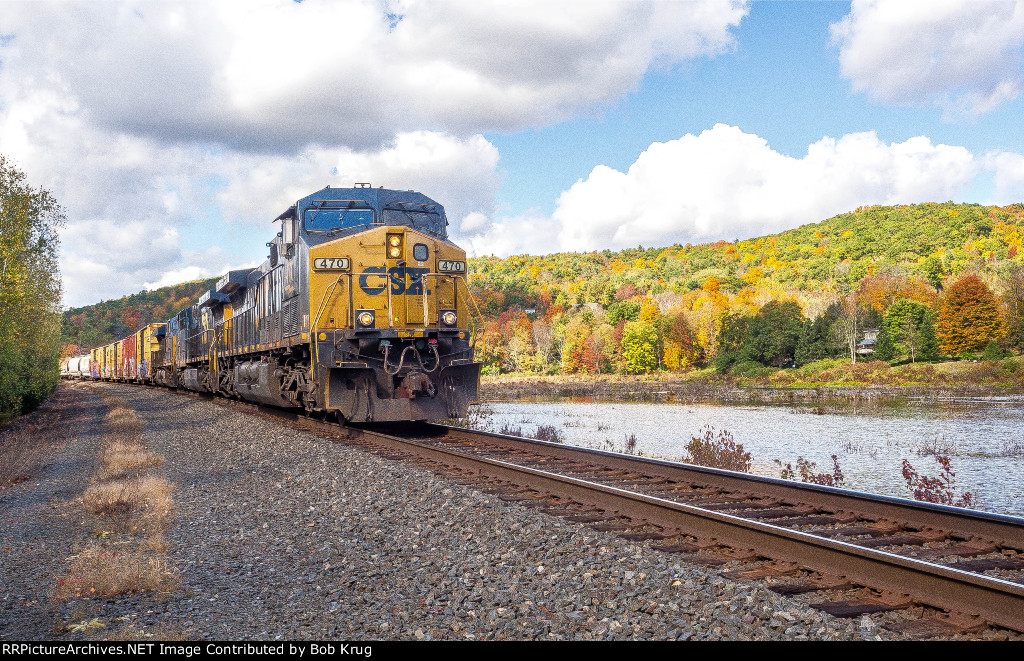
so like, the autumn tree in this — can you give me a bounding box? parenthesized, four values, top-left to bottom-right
(936, 275, 1004, 355)
(0, 155, 65, 421)
(621, 320, 658, 373)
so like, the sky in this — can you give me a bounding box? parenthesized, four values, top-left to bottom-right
(1, 0, 1024, 308)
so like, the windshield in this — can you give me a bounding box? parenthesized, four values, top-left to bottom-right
(381, 208, 445, 237)
(304, 207, 374, 232)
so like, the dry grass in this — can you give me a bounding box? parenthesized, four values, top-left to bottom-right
(82, 475, 173, 533)
(56, 388, 177, 601)
(0, 391, 75, 491)
(55, 543, 176, 599)
(0, 424, 48, 490)
(98, 440, 163, 480)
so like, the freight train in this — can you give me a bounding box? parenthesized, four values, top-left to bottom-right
(61, 185, 481, 422)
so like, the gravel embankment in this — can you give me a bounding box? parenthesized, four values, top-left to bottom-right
(4, 383, 904, 640)
(0, 386, 107, 639)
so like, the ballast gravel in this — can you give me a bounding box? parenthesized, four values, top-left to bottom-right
(5, 383, 901, 640)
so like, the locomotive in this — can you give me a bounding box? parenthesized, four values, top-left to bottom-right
(64, 185, 481, 422)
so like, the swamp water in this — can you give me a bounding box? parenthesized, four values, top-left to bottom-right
(462, 396, 1024, 517)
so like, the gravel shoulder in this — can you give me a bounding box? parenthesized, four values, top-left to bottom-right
(0, 385, 107, 639)
(3, 383, 898, 640)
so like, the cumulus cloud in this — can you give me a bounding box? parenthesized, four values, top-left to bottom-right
(548, 125, 978, 251)
(831, 0, 1024, 117)
(1, 0, 748, 150)
(465, 124, 1024, 257)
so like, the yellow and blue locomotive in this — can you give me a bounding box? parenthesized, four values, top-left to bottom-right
(83, 185, 481, 423)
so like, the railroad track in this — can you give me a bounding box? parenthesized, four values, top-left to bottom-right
(85, 382, 1024, 639)
(341, 422, 1024, 638)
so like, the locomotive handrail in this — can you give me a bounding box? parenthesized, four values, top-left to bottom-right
(454, 275, 483, 348)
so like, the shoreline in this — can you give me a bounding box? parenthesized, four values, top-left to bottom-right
(479, 374, 1024, 404)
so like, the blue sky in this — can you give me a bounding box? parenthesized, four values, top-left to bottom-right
(1, 0, 1023, 306)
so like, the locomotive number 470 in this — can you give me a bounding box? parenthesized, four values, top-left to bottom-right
(313, 257, 350, 270)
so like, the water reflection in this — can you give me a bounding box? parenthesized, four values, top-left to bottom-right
(465, 396, 1024, 517)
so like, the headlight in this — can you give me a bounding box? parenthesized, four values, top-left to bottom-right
(387, 234, 402, 258)
(441, 310, 457, 326)
(357, 310, 375, 327)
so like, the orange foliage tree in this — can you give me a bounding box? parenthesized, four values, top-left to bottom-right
(857, 273, 936, 314)
(935, 275, 1004, 355)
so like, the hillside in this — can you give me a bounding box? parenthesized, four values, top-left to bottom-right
(466, 202, 1024, 316)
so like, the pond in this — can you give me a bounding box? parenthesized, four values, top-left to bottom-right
(460, 396, 1024, 517)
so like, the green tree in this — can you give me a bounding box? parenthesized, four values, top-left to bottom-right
(921, 255, 945, 291)
(742, 301, 805, 367)
(882, 299, 938, 362)
(0, 155, 66, 421)
(620, 320, 658, 373)
(795, 303, 847, 366)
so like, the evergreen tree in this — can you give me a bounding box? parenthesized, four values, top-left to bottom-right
(742, 301, 805, 367)
(883, 299, 938, 363)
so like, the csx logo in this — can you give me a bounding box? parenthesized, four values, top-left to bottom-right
(359, 267, 430, 295)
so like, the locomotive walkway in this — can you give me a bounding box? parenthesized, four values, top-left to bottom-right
(1, 383, 1017, 640)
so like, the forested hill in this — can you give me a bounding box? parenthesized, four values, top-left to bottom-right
(61, 277, 218, 353)
(467, 202, 1024, 317)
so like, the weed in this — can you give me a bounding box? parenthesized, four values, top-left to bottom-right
(534, 425, 563, 443)
(901, 455, 975, 508)
(68, 618, 105, 632)
(775, 455, 845, 487)
(98, 440, 163, 481)
(684, 426, 751, 472)
(624, 433, 638, 455)
(82, 476, 173, 534)
(913, 436, 958, 456)
(498, 423, 523, 437)
(56, 544, 177, 599)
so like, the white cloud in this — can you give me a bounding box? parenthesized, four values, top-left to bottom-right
(831, 0, 1024, 117)
(550, 125, 978, 251)
(1, 0, 748, 150)
(462, 210, 559, 257)
(985, 151, 1024, 202)
(466, 124, 1022, 257)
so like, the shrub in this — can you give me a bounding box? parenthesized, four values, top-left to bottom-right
(731, 360, 774, 378)
(685, 426, 751, 472)
(901, 455, 975, 508)
(533, 424, 562, 443)
(775, 455, 845, 487)
(981, 340, 1006, 362)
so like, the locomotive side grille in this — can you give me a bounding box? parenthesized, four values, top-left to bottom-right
(283, 299, 299, 336)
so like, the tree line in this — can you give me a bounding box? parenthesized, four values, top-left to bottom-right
(470, 202, 1024, 376)
(0, 156, 65, 422)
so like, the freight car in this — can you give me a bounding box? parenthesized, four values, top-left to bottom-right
(69, 185, 481, 423)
